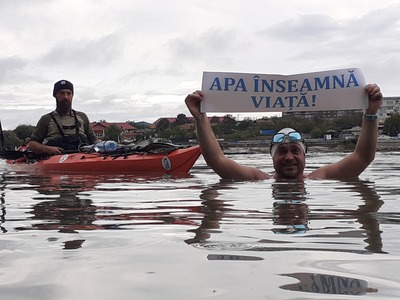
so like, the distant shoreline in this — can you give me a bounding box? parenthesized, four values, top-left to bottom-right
(221, 139, 400, 154)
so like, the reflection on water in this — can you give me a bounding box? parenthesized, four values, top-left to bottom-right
(184, 179, 384, 255)
(280, 272, 378, 295)
(207, 254, 263, 261)
(3, 173, 200, 237)
(0, 153, 400, 299)
(0, 179, 6, 233)
(181, 177, 388, 296)
(271, 181, 309, 234)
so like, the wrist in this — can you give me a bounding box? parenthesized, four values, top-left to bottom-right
(365, 108, 378, 115)
(364, 113, 378, 121)
(194, 112, 207, 121)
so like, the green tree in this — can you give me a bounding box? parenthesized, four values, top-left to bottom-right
(383, 113, 400, 135)
(310, 127, 325, 138)
(156, 118, 171, 130)
(3, 130, 23, 150)
(163, 127, 193, 143)
(214, 114, 236, 136)
(132, 121, 150, 129)
(237, 117, 253, 131)
(14, 124, 35, 141)
(330, 112, 363, 130)
(274, 115, 302, 132)
(223, 114, 236, 125)
(174, 113, 189, 126)
(210, 116, 221, 125)
(105, 125, 122, 142)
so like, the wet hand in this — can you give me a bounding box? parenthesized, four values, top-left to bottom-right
(365, 83, 383, 114)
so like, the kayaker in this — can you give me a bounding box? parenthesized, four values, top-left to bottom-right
(185, 83, 383, 181)
(27, 80, 101, 155)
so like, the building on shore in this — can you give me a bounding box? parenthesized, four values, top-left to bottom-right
(91, 122, 137, 143)
(282, 96, 400, 122)
(378, 97, 400, 119)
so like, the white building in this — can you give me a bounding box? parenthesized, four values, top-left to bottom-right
(283, 96, 400, 123)
(378, 97, 400, 119)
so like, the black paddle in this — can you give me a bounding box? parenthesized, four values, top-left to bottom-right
(0, 119, 5, 152)
(0, 149, 78, 160)
(134, 142, 180, 153)
(0, 150, 29, 160)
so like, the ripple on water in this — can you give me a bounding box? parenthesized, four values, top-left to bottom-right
(1, 153, 400, 299)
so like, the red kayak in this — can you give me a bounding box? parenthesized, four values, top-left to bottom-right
(5, 144, 201, 175)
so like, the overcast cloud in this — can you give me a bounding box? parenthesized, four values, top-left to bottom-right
(0, 0, 399, 129)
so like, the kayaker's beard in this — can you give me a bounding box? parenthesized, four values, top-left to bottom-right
(56, 99, 72, 114)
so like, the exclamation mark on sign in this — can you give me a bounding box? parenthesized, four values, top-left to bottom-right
(312, 95, 316, 107)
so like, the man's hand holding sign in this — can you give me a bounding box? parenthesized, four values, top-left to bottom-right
(185, 68, 383, 181)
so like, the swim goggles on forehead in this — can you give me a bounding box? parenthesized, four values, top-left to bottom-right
(272, 131, 304, 144)
(270, 131, 308, 154)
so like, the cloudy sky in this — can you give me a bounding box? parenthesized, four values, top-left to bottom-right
(1, 0, 399, 129)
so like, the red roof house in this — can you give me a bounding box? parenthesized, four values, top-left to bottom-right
(91, 122, 137, 142)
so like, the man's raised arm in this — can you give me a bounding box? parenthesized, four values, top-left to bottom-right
(185, 91, 269, 181)
(309, 83, 383, 179)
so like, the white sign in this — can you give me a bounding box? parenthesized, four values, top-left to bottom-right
(201, 68, 367, 113)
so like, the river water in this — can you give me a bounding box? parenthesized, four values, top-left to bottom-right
(0, 151, 400, 299)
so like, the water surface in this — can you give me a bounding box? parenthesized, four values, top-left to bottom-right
(0, 151, 399, 299)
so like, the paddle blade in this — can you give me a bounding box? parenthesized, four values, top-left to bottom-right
(0, 120, 4, 151)
(137, 142, 179, 153)
(0, 151, 26, 160)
